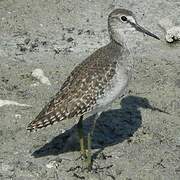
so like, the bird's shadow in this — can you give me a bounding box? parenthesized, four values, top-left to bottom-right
(32, 95, 152, 158)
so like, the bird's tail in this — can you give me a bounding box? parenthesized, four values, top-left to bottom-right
(27, 109, 66, 132)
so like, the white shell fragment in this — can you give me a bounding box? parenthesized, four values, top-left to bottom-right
(165, 27, 180, 43)
(158, 17, 180, 43)
(0, 100, 30, 107)
(15, 114, 22, 119)
(32, 68, 51, 86)
(46, 160, 61, 169)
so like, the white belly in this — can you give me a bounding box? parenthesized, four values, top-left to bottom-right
(96, 65, 129, 112)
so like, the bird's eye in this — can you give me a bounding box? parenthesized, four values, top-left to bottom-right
(121, 16, 127, 22)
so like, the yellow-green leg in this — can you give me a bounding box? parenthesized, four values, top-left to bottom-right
(77, 116, 86, 159)
(77, 113, 101, 170)
(86, 132, 92, 170)
(86, 112, 101, 170)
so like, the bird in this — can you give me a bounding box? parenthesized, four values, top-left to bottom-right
(27, 8, 160, 169)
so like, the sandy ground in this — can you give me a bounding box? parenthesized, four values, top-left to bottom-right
(0, 0, 180, 179)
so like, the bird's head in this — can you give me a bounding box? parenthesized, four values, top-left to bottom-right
(108, 9, 160, 45)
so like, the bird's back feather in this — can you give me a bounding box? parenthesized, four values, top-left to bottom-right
(27, 42, 124, 131)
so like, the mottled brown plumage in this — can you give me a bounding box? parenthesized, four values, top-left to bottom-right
(27, 8, 159, 132)
(27, 42, 123, 131)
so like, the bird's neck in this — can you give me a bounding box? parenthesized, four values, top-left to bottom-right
(108, 36, 134, 72)
(108, 25, 128, 48)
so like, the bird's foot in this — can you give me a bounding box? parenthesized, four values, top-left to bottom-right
(75, 153, 86, 161)
(75, 150, 92, 171)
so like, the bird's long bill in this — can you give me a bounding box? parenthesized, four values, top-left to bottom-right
(135, 23, 160, 40)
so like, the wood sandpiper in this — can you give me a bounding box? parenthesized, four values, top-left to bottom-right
(27, 8, 160, 169)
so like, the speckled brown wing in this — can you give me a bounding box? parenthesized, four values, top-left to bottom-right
(27, 44, 118, 131)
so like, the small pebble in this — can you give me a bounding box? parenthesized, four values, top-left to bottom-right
(67, 37, 74, 42)
(53, 45, 61, 54)
(15, 114, 21, 119)
(24, 38, 31, 45)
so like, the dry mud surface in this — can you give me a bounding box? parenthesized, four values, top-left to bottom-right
(0, 0, 180, 180)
